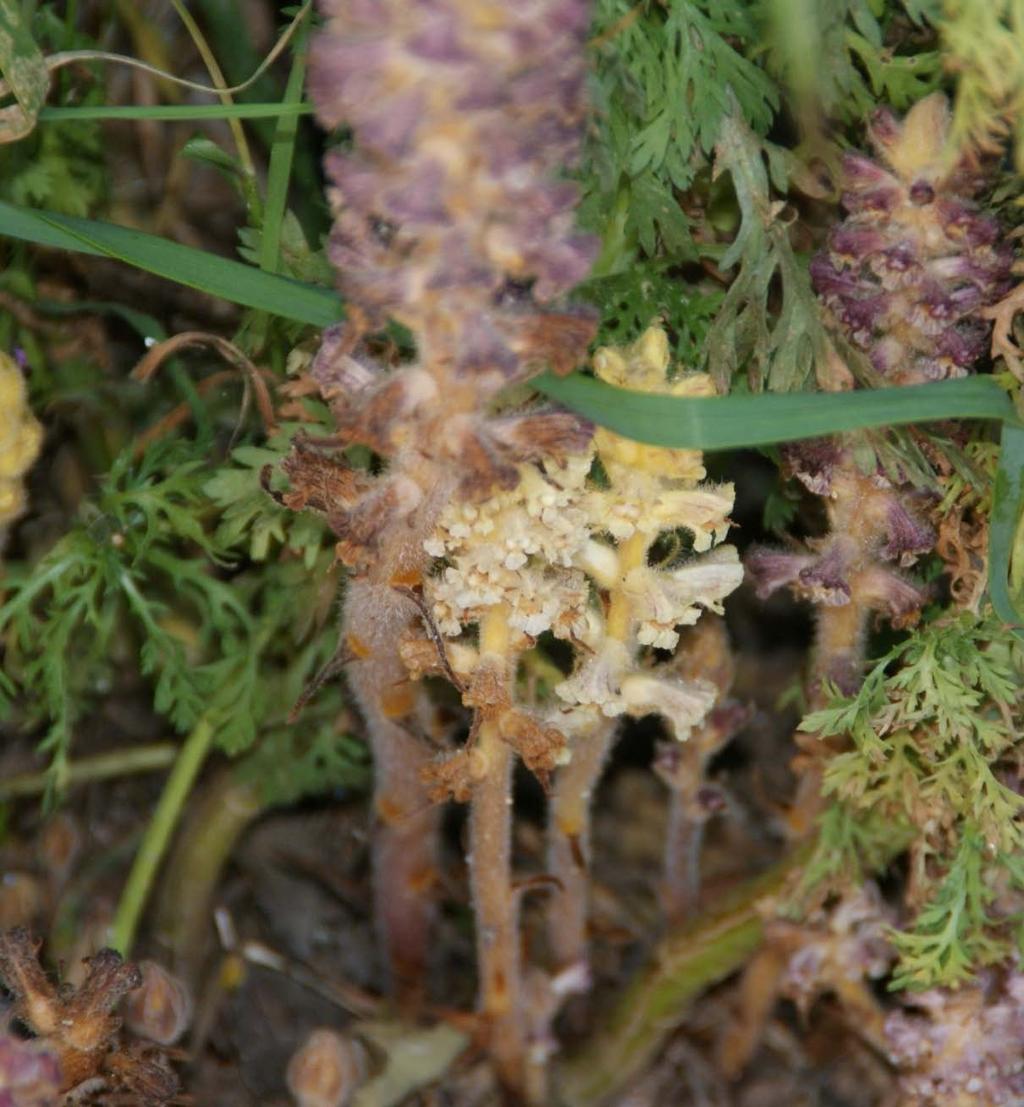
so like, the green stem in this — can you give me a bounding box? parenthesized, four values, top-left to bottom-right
(168, 0, 257, 183)
(154, 767, 264, 980)
(590, 183, 633, 279)
(110, 716, 216, 956)
(0, 742, 177, 802)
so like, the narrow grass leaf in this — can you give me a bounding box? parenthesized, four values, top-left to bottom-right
(990, 422, 1024, 636)
(536, 372, 1019, 450)
(37, 103, 313, 122)
(259, 16, 310, 273)
(0, 201, 343, 327)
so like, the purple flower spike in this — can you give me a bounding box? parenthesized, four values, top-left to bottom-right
(867, 106, 902, 154)
(935, 323, 989, 367)
(311, 0, 597, 341)
(782, 438, 843, 496)
(886, 972, 1024, 1107)
(811, 95, 1014, 388)
(829, 224, 886, 261)
(859, 566, 928, 620)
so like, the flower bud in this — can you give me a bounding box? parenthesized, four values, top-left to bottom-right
(286, 1028, 367, 1107)
(122, 961, 192, 1046)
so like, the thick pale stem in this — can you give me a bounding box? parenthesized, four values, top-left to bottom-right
(547, 720, 615, 972)
(605, 532, 648, 642)
(110, 715, 216, 956)
(0, 743, 177, 801)
(470, 605, 526, 1092)
(556, 847, 810, 1107)
(662, 791, 704, 926)
(547, 532, 648, 972)
(342, 474, 453, 1009)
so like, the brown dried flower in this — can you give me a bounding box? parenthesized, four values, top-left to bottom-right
(0, 929, 178, 1104)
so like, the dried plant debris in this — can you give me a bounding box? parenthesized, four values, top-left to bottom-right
(0, 930, 179, 1106)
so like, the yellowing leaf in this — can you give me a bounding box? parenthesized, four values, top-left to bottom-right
(0, 6, 49, 143)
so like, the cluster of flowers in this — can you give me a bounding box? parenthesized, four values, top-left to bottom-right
(417, 326, 740, 760)
(0, 351, 42, 543)
(749, 95, 1013, 698)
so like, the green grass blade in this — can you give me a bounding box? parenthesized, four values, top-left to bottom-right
(536, 372, 1019, 450)
(259, 16, 310, 273)
(990, 422, 1024, 636)
(0, 201, 343, 327)
(37, 103, 314, 122)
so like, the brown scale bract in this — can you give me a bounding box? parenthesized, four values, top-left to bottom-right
(423, 664, 568, 801)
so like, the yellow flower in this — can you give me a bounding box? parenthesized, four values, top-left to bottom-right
(0, 352, 43, 532)
(592, 325, 716, 482)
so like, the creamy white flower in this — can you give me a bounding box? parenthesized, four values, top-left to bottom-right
(626, 546, 744, 650)
(586, 475, 735, 548)
(576, 538, 619, 590)
(508, 567, 589, 638)
(426, 457, 590, 570)
(555, 638, 632, 716)
(618, 673, 717, 738)
(424, 456, 593, 635)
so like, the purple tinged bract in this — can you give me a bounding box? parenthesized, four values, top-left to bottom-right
(0, 1035, 61, 1107)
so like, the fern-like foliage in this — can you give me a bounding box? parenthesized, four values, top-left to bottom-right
(577, 259, 723, 358)
(702, 113, 841, 392)
(0, 435, 363, 802)
(761, 0, 942, 126)
(938, 0, 1024, 171)
(579, 0, 778, 268)
(801, 611, 1024, 988)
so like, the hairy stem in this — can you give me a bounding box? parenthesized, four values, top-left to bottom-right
(547, 719, 615, 972)
(347, 578, 439, 1009)
(471, 605, 526, 1092)
(810, 597, 869, 707)
(788, 598, 870, 838)
(371, 721, 439, 1008)
(547, 532, 648, 973)
(341, 476, 453, 1008)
